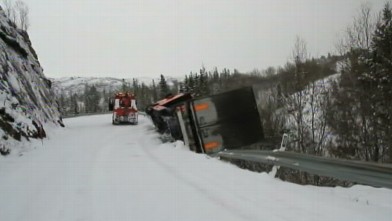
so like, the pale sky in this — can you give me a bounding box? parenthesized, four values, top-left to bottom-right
(24, 0, 385, 78)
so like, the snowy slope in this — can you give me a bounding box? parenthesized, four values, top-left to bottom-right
(0, 114, 390, 221)
(275, 74, 340, 153)
(0, 7, 61, 153)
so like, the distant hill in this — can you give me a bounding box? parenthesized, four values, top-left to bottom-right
(51, 76, 182, 97)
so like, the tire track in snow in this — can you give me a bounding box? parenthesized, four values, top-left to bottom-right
(89, 122, 143, 221)
(89, 116, 159, 220)
(140, 140, 259, 221)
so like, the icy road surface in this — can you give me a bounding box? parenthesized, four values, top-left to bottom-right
(0, 114, 391, 221)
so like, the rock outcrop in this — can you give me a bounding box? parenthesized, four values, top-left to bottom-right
(0, 7, 62, 155)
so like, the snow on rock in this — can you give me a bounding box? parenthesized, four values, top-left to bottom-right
(0, 7, 61, 155)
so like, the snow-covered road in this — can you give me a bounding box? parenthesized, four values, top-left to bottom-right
(0, 114, 391, 221)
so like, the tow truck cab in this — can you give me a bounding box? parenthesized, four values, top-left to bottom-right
(109, 92, 138, 125)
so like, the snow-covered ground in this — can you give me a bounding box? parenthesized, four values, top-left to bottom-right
(0, 114, 391, 221)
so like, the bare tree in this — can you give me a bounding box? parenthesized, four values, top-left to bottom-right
(337, 3, 376, 53)
(1, 0, 30, 31)
(292, 36, 309, 64)
(306, 79, 330, 155)
(284, 36, 309, 153)
(1, 0, 13, 18)
(1, 0, 16, 23)
(15, 0, 29, 31)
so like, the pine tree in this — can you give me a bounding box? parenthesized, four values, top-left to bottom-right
(152, 80, 158, 101)
(121, 79, 129, 92)
(368, 3, 392, 161)
(70, 93, 79, 115)
(139, 83, 149, 109)
(212, 67, 220, 94)
(199, 68, 209, 96)
(370, 3, 392, 96)
(159, 74, 169, 98)
(188, 72, 195, 93)
(193, 73, 200, 96)
(89, 85, 100, 113)
(102, 88, 108, 112)
(183, 75, 189, 92)
(83, 84, 90, 113)
(132, 78, 139, 94)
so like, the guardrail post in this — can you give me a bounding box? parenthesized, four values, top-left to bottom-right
(279, 133, 288, 151)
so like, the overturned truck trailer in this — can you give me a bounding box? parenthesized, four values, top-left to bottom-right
(146, 87, 264, 154)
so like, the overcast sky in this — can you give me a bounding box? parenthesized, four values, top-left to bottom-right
(25, 0, 385, 78)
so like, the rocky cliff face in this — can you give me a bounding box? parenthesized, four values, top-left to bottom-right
(0, 7, 62, 155)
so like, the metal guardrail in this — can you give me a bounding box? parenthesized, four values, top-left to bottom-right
(218, 149, 392, 189)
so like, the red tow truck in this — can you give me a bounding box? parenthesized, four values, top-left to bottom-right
(109, 92, 138, 125)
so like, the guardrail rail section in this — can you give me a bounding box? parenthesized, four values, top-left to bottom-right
(218, 149, 392, 189)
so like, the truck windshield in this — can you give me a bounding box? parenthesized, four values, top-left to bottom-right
(120, 97, 130, 107)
